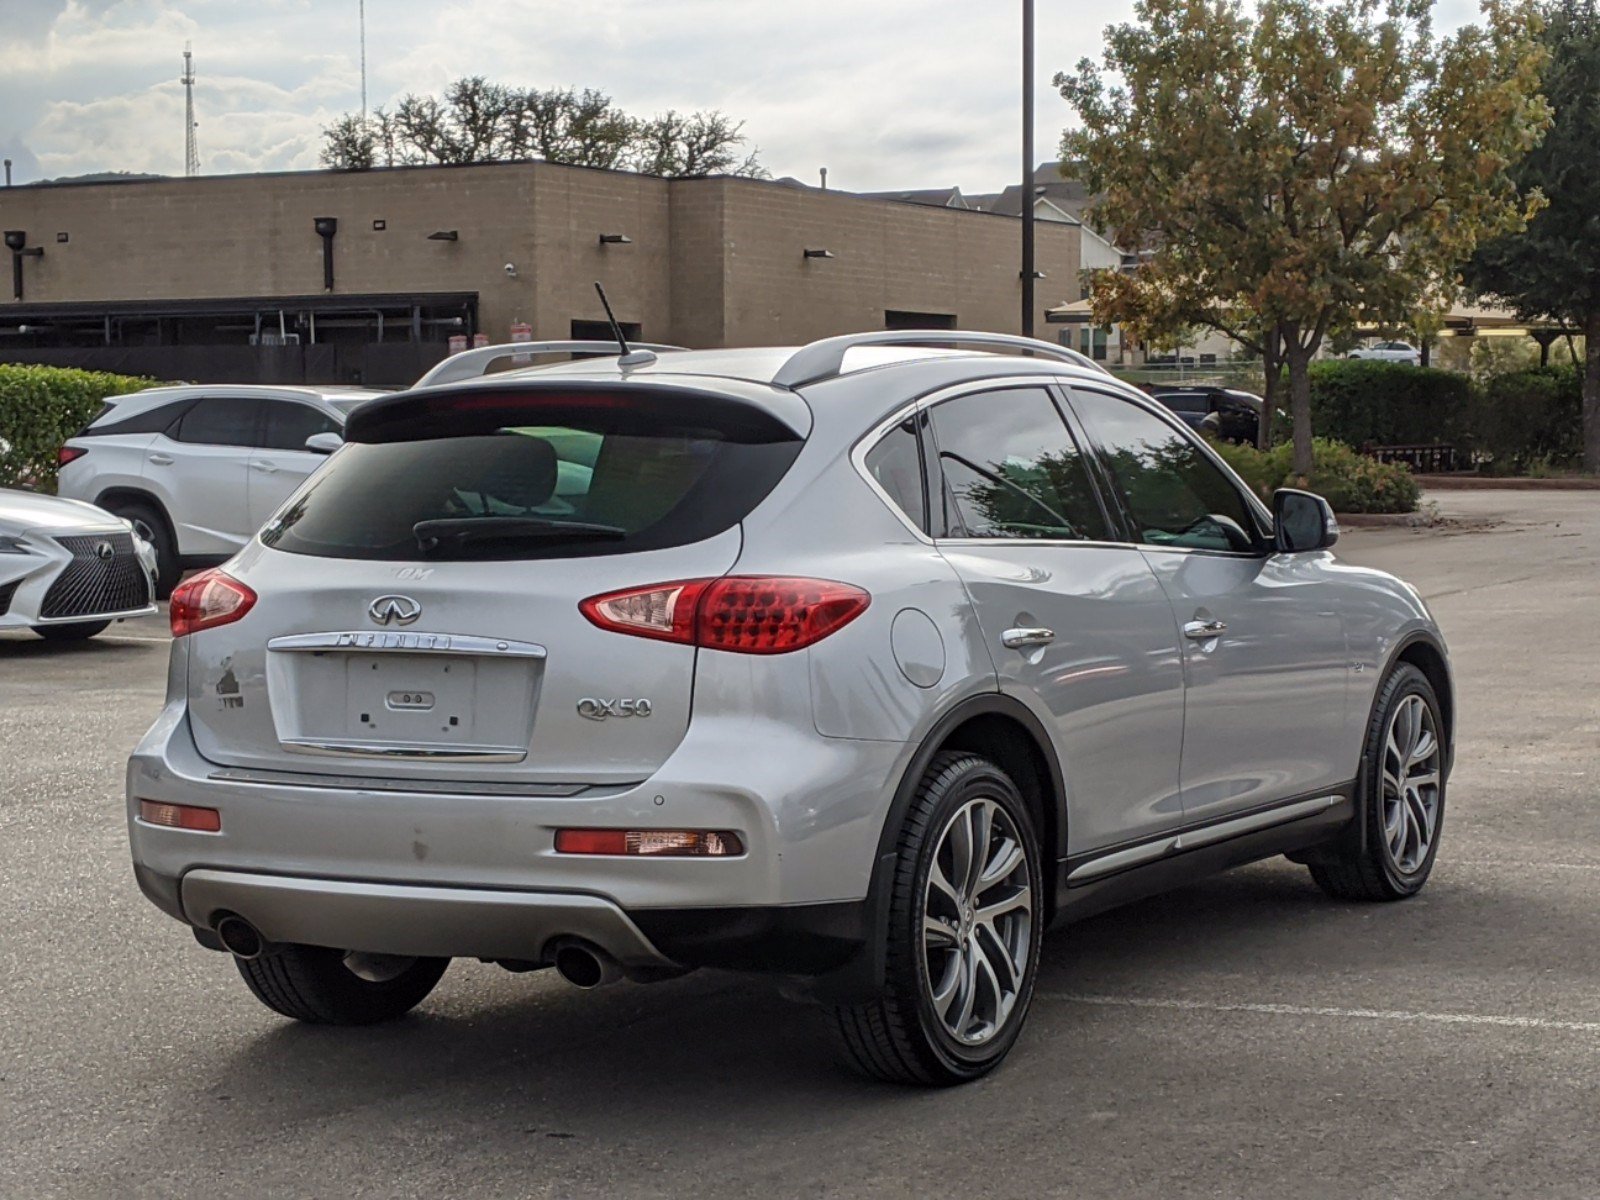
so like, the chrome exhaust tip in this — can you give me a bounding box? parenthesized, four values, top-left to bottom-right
(214, 914, 276, 961)
(550, 939, 624, 989)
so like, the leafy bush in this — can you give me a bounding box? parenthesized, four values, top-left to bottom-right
(1210, 436, 1420, 514)
(1469, 365, 1583, 475)
(0, 365, 163, 491)
(1307, 359, 1473, 447)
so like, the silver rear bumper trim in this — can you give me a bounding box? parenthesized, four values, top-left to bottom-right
(267, 631, 547, 658)
(180, 869, 673, 968)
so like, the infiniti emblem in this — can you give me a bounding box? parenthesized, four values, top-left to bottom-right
(368, 595, 422, 626)
(94, 541, 115, 561)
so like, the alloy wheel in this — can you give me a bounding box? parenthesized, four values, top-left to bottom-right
(1381, 694, 1441, 874)
(921, 797, 1034, 1046)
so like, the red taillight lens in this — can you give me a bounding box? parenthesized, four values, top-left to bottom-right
(58, 445, 87, 468)
(580, 576, 869, 654)
(554, 829, 744, 857)
(169, 569, 257, 637)
(138, 799, 222, 833)
(698, 577, 869, 653)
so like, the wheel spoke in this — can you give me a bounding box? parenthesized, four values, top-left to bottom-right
(965, 803, 993, 899)
(975, 920, 1020, 994)
(923, 915, 959, 949)
(1408, 770, 1440, 793)
(952, 943, 980, 1036)
(976, 883, 1031, 928)
(946, 818, 973, 905)
(1406, 789, 1434, 849)
(978, 838, 1025, 890)
(928, 860, 962, 911)
(930, 951, 962, 1011)
(1408, 728, 1437, 768)
(1386, 797, 1408, 858)
(970, 940, 1005, 1032)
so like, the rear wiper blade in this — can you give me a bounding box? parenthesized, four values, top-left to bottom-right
(413, 517, 627, 552)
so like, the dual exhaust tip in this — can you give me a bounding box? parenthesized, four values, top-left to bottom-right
(213, 916, 625, 990)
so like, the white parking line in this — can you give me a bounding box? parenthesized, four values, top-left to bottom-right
(1045, 993, 1600, 1034)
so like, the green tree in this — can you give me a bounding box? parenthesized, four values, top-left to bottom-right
(320, 77, 765, 179)
(1057, 0, 1551, 473)
(1464, 0, 1600, 471)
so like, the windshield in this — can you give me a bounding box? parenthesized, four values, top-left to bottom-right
(261, 420, 801, 561)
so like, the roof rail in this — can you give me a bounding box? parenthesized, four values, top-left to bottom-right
(413, 340, 687, 389)
(771, 330, 1112, 389)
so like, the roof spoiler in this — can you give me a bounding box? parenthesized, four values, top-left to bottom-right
(772, 330, 1112, 389)
(413, 340, 688, 389)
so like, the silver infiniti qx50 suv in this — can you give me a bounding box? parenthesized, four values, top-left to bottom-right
(127, 333, 1453, 1085)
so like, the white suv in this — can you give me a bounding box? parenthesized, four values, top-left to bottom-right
(57, 386, 384, 593)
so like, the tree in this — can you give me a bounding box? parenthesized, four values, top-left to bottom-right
(1057, 0, 1551, 473)
(1464, 0, 1600, 471)
(321, 77, 765, 179)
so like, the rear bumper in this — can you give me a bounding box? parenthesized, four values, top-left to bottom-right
(128, 697, 905, 978)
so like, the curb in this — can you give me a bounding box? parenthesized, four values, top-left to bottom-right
(1336, 511, 1434, 528)
(1414, 475, 1600, 491)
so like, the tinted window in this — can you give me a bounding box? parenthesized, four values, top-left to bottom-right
(262, 403, 801, 561)
(1070, 389, 1261, 553)
(927, 388, 1110, 541)
(864, 418, 927, 532)
(81, 397, 198, 437)
(173, 397, 262, 447)
(1156, 393, 1209, 414)
(263, 401, 339, 451)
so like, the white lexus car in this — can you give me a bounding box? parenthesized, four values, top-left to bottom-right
(1347, 340, 1422, 366)
(0, 489, 157, 640)
(55, 385, 385, 595)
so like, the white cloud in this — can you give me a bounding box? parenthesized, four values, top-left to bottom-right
(0, 0, 1495, 189)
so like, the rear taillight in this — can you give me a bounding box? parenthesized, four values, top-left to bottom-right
(169, 569, 257, 637)
(580, 576, 869, 654)
(57, 445, 87, 468)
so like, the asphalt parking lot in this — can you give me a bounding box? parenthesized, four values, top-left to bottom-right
(2, 489, 1596, 1199)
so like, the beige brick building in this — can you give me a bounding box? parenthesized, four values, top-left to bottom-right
(0, 162, 1081, 384)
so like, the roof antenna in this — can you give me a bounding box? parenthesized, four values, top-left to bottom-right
(594, 281, 656, 368)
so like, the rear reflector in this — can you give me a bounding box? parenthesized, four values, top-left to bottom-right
(554, 829, 744, 857)
(169, 569, 257, 637)
(138, 800, 222, 833)
(580, 576, 868, 654)
(57, 445, 87, 468)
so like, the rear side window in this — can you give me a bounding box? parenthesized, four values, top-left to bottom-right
(927, 387, 1111, 541)
(79, 397, 198, 437)
(864, 418, 928, 533)
(174, 397, 263, 447)
(262, 402, 339, 451)
(262, 394, 802, 561)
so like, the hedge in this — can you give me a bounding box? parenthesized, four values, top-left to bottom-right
(1210, 436, 1420, 514)
(1470, 365, 1583, 475)
(1307, 359, 1473, 448)
(0, 364, 164, 491)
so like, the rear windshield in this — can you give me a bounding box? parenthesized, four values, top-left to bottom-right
(260, 414, 801, 561)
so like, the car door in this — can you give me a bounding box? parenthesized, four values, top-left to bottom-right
(923, 384, 1188, 855)
(159, 396, 263, 556)
(1065, 385, 1350, 826)
(249, 400, 341, 529)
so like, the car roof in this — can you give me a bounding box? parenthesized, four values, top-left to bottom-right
(94, 384, 387, 426)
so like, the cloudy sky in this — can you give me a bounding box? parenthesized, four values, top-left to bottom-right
(2, 0, 1487, 192)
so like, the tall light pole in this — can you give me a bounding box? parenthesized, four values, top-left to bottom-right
(1021, 0, 1036, 338)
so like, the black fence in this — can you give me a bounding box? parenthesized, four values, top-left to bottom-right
(0, 342, 449, 387)
(1364, 443, 1464, 474)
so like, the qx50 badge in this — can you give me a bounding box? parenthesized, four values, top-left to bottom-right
(577, 698, 654, 721)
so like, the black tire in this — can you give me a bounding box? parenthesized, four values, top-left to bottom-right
(830, 752, 1044, 1086)
(104, 498, 179, 599)
(1309, 663, 1447, 901)
(235, 945, 449, 1025)
(32, 620, 111, 641)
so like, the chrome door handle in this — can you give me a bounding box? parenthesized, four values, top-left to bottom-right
(147, 453, 173, 466)
(250, 461, 278, 473)
(1183, 618, 1228, 641)
(1001, 627, 1055, 649)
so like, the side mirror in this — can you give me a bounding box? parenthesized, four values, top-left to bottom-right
(1273, 488, 1339, 553)
(304, 431, 343, 455)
